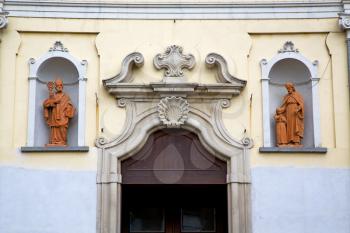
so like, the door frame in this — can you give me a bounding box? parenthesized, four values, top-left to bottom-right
(96, 108, 252, 233)
(95, 51, 253, 233)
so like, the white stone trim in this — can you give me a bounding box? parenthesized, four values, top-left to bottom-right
(260, 43, 321, 147)
(78, 61, 87, 146)
(260, 59, 271, 147)
(26, 42, 87, 147)
(311, 76, 321, 147)
(4, 1, 343, 20)
(26, 74, 37, 147)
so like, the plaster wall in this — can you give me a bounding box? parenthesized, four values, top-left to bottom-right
(0, 167, 96, 233)
(0, 166, 349, 233)
(0, 17, 348, 170)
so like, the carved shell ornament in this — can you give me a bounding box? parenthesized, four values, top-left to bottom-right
(158, 96, 189, 127)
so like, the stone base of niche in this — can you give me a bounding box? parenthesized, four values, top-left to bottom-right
(21, 146, 89, 153)
(259, 147, 327, 153)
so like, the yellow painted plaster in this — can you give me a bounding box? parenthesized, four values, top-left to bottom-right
(0, 17, 349, 170)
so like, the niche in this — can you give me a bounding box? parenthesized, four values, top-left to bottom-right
(260, 41, 322, 150)
(24, 41, 87, 150)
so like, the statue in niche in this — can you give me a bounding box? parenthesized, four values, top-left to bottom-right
(275, 82, 304, 147)
(43, 79, 75, 147)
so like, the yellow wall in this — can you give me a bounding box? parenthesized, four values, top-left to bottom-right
(0, 17, 349, 170)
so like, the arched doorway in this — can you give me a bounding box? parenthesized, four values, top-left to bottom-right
(96, 49, 252, 233)
(121, 130, 228, 233)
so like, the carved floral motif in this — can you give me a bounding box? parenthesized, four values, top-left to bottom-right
(278, 41, 299, 53)
(49, 41, 68, 52)
(158, 96, 189, 127)
(154, 45, 195, 81)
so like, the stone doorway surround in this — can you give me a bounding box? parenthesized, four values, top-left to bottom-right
(95, 46, 253, 233)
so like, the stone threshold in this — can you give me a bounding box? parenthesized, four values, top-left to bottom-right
(259, 147, 327, 153)
(21, 146, 89, 153)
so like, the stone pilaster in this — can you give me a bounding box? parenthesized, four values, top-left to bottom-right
(339, 12, 350, 94)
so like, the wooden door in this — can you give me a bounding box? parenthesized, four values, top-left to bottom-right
(121, 130, 227, 185)
(121, 185, 228, 233)
(121, 130, 228, 233)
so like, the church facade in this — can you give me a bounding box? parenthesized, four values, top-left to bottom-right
(0, 1, 349, 233)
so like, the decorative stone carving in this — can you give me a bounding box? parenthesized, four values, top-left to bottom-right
(275, 82, 304, 147)
(205, 53, 247, 88)
(278, 41, 299, 53)
(339, 13, 350, 30)
(0, 5, 8, 29)
(43, 79, 76, 146)
(158, 96, 189, 127)
(154, 45, 195, 82)
(49, 41, 68, 52)
(103, 52, 144, 85)
(0, 14, 7, 29)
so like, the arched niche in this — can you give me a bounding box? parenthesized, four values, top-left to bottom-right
(260, 41, 321, 149)
(25, 41, 87, 148)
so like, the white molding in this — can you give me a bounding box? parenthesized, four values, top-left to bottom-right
(260, 59, 271, 147)
(3, 0, 344, 19)
(260, 42, 321, 148)
(78, 60, 88, 146)
(26, 75, 37, 146)
(26, 42, 87, 147)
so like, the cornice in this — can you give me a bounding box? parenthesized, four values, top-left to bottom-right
(3, 0, 344, 19)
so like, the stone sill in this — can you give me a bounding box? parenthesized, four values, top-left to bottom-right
(259, 147, 327, 153)
(21, 146, 89, 153)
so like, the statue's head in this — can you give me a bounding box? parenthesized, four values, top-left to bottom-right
(55, 79, 63, 92)
(285, 82, 295, 94)
(276, 107, 284, 114)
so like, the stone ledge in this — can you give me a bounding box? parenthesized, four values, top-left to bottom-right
(259, 147, 327, 153)
(21, 146, 89, 153)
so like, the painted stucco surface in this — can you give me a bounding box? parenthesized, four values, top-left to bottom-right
(252, 167, 350, 233)
(0, 17, 348, 170)
(0, 167, 96, 233)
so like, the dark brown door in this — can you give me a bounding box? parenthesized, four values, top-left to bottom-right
(121, 130, 228, 233)
(121, 185, 228, 233)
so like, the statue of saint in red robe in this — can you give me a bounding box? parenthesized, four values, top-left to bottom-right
(43, 79, 75, 146)
(276, 82, 304, 147)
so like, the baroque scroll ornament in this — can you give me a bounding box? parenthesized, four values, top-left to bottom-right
(158, 96, 189, 127)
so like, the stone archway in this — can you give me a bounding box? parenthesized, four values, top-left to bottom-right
(95, 46, 253, 233)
